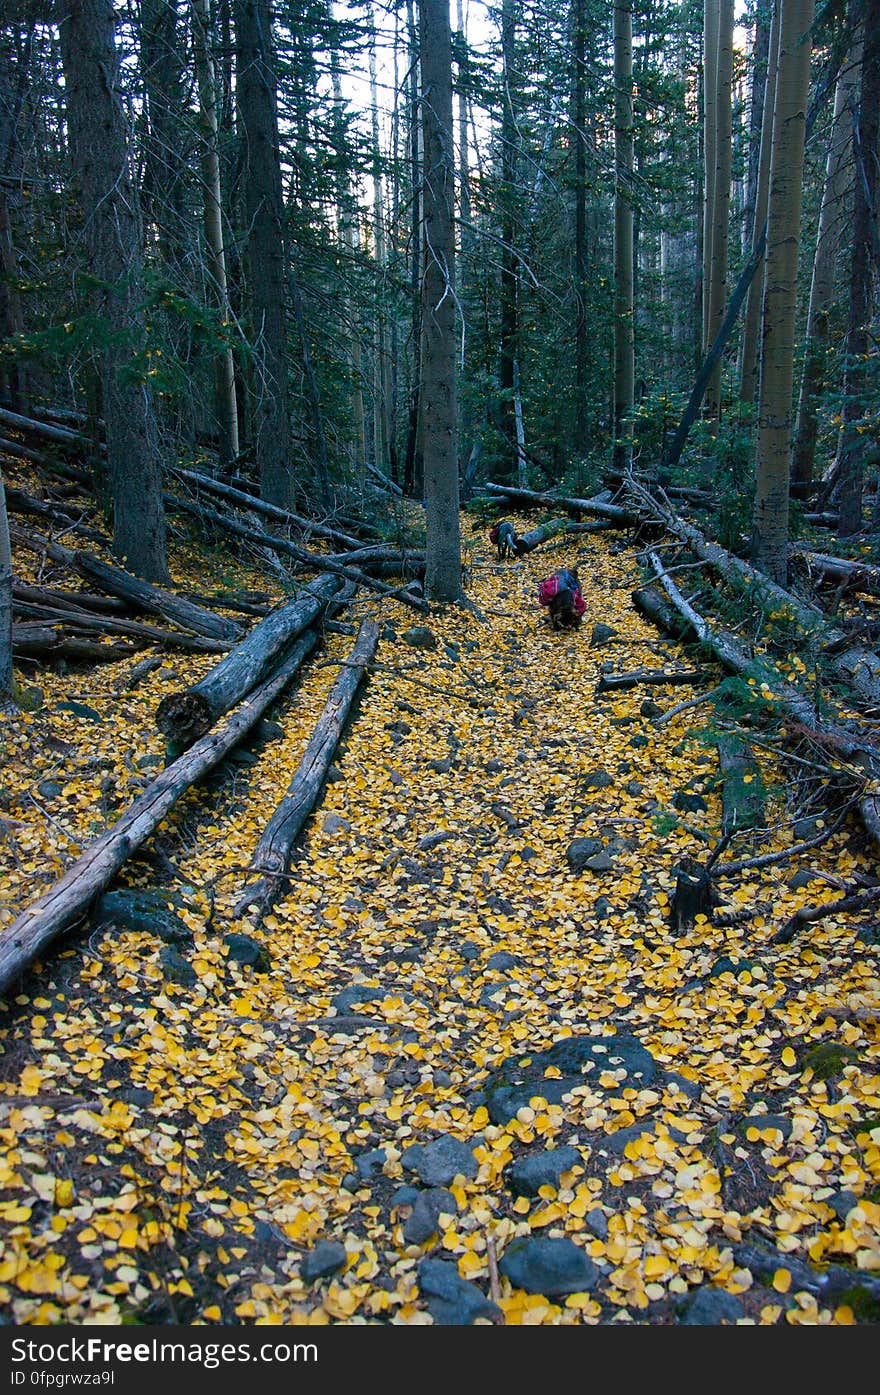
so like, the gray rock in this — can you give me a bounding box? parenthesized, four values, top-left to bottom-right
(565, 838, 605, 873)
(787, 868, 825, 890)
(673, 790, 708, 813)
(581, 769, 613, 791)
(37, 780, 63, 799)
(582, 851, 616, 873)
(664, 1072, 702, 1100)
(160, 946, 196, 987)
(585, 1208, 610, 1241)
(418, 1258, 501, 1326)
(332, 984, 385, 1013)
(224, 932, 269, 970)
(403, 626, 437, 651)
(322, 813, 350, 835)
(499, 1237, 599, 1296)
(507, 1146, 581, 1198)
(301, 1240, 346, 1282)
(739, 1113, 792, 1140)
(827, 1189, 860, 1221)
(486, 951, 518, 972)
(590, 624, 618, 646)
(598, 1121, 657, 1155)
(403, 1187, 458, 1244)
(401, 1135, 479, 1185)
(57, 700, 102, 722)
(483, 1034, 658, 1124)
(639, 699, 663, 718)
(354, 1148, 387, 1181)
(121, 1087, 153, 1109)
(793, 817, 822, 840)
(460, 942, 481, 962)
(391, 1185, 421, 1209)
(428, 758, 453, 774)
(679, 1288, 745, 1325)
(94, 888, 193, 947)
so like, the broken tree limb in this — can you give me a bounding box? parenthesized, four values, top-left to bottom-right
(172, 467, 362, 549)
(596, 668, 706, 692)
(9, 526, 242, 643)
(628, 481, 880, 710)
(234, 617, 380, 921)
(12, 624, 137, 664)
(12, 581, 129, 616)
(166, 494, 430, 613)
(155, 573, 347, 752)
(631, 586, 693, 642)
(482, 481, 637, 526)
(512, 518, 571, 554)
(13, 600, 230, 653)
(795, 550, 880, 596)
(718, 734, 766, 835)
(0, 404, 95, 453)
(646, 549, 880, 848)
(0, 629, 320, 999)
(773, 883, 880, 945)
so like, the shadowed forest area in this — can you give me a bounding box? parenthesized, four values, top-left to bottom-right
(0, 0, 878, 1330)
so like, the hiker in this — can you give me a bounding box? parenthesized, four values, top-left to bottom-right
(538, 566, 586, 630)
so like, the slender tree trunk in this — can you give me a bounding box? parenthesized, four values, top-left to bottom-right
(368, 11, 392, 476)
(57, 0, 168, 583)
(740, 0, 781, 403)
(837, 0, 880, 537)
(404, 0, 423, 498)
(751, 0, 815, 584)
(331, 63, 367, 478)
(192, 0, 240, 466)
(234, 0, 293, 509)
(572, 0, 589, 451)
(791, 25, 860, 496)
(0, 465, 12, 696)
(498, 0, 519, 482)
(744, 0, 772, 250)
(612, 0, 635, 472)
(702, 0, 720, 353)
(419, 0, 462, 602)
(704, 0, 734, 418)
(456, 0, 474, 477)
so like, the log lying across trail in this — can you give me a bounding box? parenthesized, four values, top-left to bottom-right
(482, 481, 638, 526)
(627, 485, 880, 710)
(155, 573, 347, 751)
(0, 629, 319, 1000)
(645, 549, 880, 849)
(10, 527, 241, 643)
(235, 617, 380, 921)
(166, 494, 430, 613)
(514, 518, 570, 554)
(172, 467, 362, 550)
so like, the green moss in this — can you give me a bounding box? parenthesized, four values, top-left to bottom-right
(800, 1042, 861, 1080)
(836, 1286, 880, 1322)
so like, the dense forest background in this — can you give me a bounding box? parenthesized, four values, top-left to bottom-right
(0, 0, 878, 654)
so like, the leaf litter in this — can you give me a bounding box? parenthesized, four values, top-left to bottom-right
(0, 509, 879, 1327)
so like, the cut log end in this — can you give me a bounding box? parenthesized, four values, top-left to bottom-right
(155, 691, 214, 749)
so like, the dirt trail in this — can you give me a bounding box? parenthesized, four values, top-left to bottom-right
(0, 518, 878, 1326)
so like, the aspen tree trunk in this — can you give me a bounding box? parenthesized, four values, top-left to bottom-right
(419, 0, 462, 602)
(192, 0, 240, 466)
(57, 0, 168, 583)
(743, 0, 772, 250)
(368, 11, 393, 477)
(404, 0, 423, 499)
(837, 0, 880, 537)
(740, 0, 780, 403)
(702, 0, 720, 353)
(704, 0, 734, 419)
(612, 0, 635, 472)
(791, 24, 860, 496)
(234, 0, 293, 509)
(498, 0, 520, 482)
(751, 0, 815, 585)
(331, 64, 367, 477)
(0, 466, 12, 696)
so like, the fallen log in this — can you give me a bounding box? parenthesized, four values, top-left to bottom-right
(13, 600, 229, 653)
(9, 526, 242, 643)
(173, 467, 362, 549)
(646, 549, 880, 849)
(0, 436, 44, 464)
(234, 617, 380, 921)
(773, 884, 880, 944)
(631, 586, 692, 642)
(166, 494, 430, 613)
(0, 405, 103, 455)
(628, 481, 880, 710)
(12, 624, 136, 664)
(0, 628, 320, 999)
(596, 667, 706, 692)
(13, 581, 129, 616)
(155, 573, 346, 751)
(483, 481, 637, 526)
(514, 518, 571, 554)
(796, 550, 880, 596)
(718, 734, 765, 835)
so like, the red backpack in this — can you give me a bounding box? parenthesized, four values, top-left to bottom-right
(538, 574, 561, 605)
(489, 523, 501, 544)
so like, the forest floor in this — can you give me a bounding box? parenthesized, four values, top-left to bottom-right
(1, 484, 879, 1327)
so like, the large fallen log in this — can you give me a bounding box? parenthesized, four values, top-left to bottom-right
(13, 581, 129, 616)
(795, 550, 880, 597)
(172, 467, 362, 550)
(166, 494, 430, 613)
(13, 600, 229, 653)
(9, 526, 242, 643)
(482, 481, 637, 526)
(0, 405, 95, 453)
(0, 629, 319, 999)
(155, 573, 346, 751)
(646, 549, 880, 848)
(12, 624, 136, 664)
(596, 667, 706, 692)
(234, 617, 380, 921)
(628, 483, 880, 710)
(514, 518, 571, 554)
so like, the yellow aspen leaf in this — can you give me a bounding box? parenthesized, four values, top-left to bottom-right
(772, 1268, 792, 1293)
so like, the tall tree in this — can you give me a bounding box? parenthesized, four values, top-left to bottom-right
(234, 0, 294, 509)
(498, 0, 520, 480)
(751, 0, 815, 584)
(704, 0, 734, 419)
(0, 464, 11, 698)
(192, 0, 240, 466)
(740, 0, 780, 402)
(419, 0, 462, 601)
(57, 0, 168, 582)
(613, 0, 635, 471)
(836, 0, 879, 536)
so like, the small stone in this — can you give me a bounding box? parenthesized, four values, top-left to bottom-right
(301, 1240, 346, 1283)
(402, 626, 437, 650)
